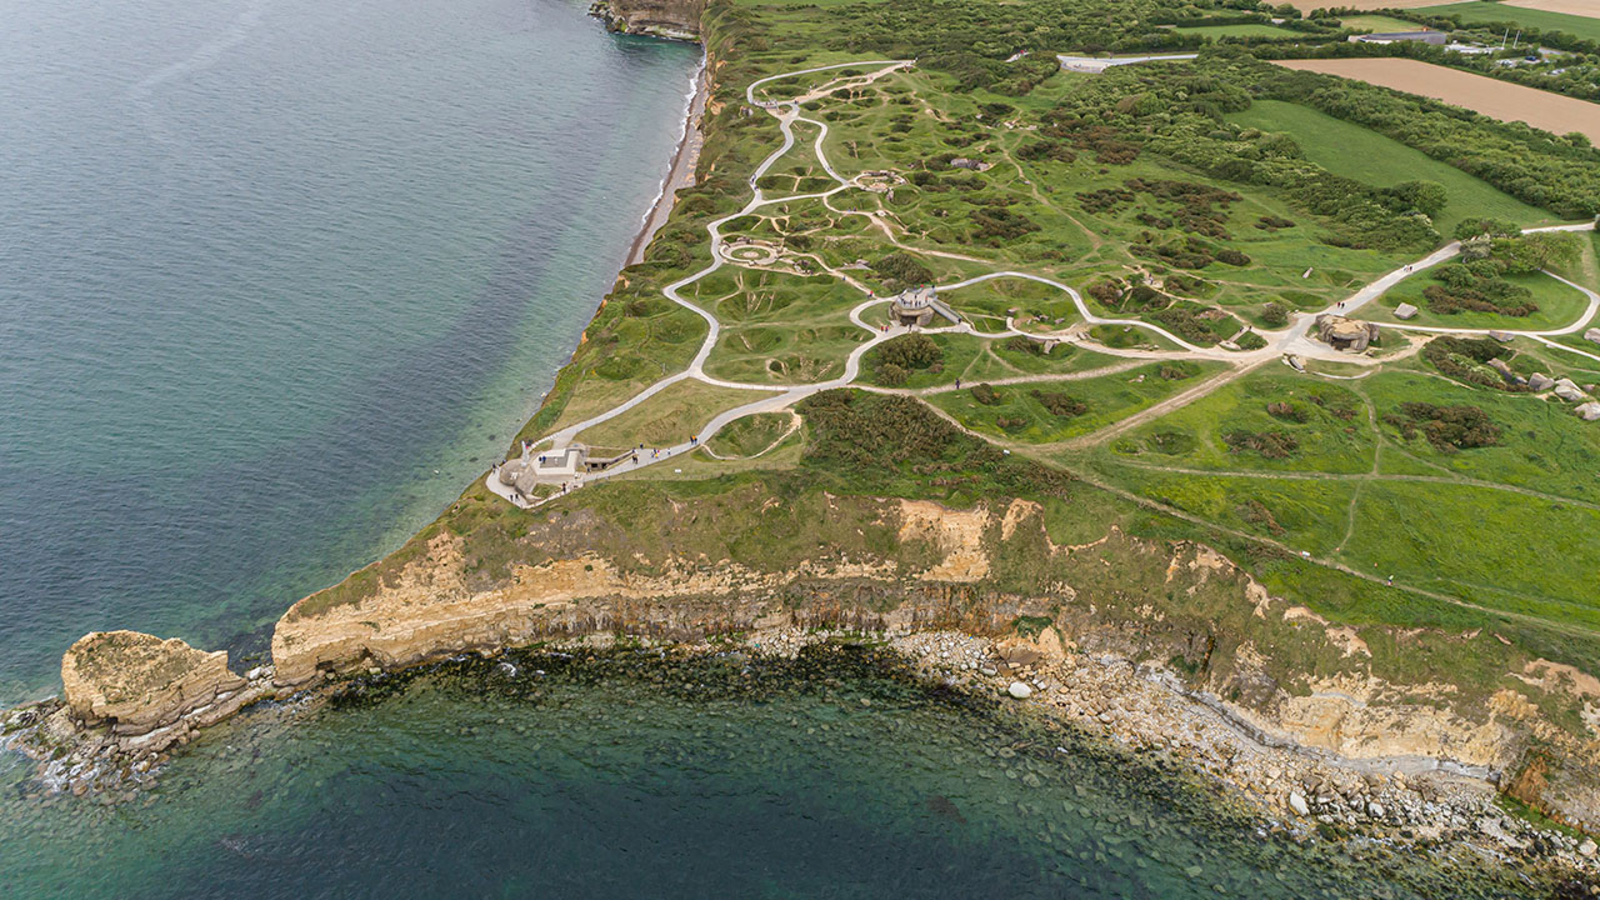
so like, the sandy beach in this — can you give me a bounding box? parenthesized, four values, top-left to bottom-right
(626, 58, 709, 267)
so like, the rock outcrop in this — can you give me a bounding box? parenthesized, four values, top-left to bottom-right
(61, 630, 245, 734)
(589, 0, 704, 40)
(269, 523, 1044, 687)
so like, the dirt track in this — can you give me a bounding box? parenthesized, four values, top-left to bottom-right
(1277, 57, 1600, 145)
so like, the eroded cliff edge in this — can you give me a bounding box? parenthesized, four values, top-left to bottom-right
(257, 466, 1600, 838)
(590, 0, 705, 41)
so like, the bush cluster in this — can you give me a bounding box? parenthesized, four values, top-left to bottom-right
(1223, 430, 1300, 459)
(1384, 402, 1501, 453)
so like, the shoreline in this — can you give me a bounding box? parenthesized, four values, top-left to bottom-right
(625, 55, 709, 269)
(8, 628, 1597, 887)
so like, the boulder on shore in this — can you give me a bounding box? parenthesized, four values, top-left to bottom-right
(61, 631, 245, 735)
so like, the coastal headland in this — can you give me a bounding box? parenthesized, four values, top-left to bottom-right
(10, 0, 1600, 887)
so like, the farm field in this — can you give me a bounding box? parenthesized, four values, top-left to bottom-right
(1225, 100, 1556, 235)
(1175, 23, 1293, 39)
(1338, 14, 1437, 32)
(1424, 1, 1600, 40)
(1503, 0, 1600, 19)
(1275, 58, 1600, 145)
(1285, 0, 1460, 11)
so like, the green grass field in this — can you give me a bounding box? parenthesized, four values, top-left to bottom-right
(1364, 269, 1592, 331)
(575, 381, 762, 451)
(1107, 374, 1378, 474)
(1176, 23, 1294, 39)
(1423, 2, 1600, 43)
(1227, 100, 1557, 235)
(1338, 14, 1435, 33)
(930, 360, 1226, 444)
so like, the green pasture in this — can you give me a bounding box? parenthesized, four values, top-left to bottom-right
(930, 360, 1225, 444)
(1176, 23, 1294, 39)
(1423, 2, 1600, 43)
(1364, 270, 1592, 331)
(1106, 372, 1377, 474)
(1226, 100, 1557, 235)
(1338, 15, 1435, 33)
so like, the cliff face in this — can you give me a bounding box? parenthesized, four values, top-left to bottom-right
(269, 518, 1047, 687)
(61, 630, 246, 734)
(590, 0, 705, 40)
(266, 493, 1600, 832)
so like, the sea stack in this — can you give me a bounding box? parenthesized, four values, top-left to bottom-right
(61, 630, 246, 735)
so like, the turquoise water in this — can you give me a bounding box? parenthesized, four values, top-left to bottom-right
(0, 648, 1559, 897)
(0, 1, 1576, 895)
(0, 0, 698, 703)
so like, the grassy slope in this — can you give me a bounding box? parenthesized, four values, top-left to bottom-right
(1339, 14, 1437, 32)
(286, 0, 1600, 772)
(1226, 100, 1555, 235)
(1365, 270, 1591, 330)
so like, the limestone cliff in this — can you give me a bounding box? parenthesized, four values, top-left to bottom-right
(268, 493, 1600, 833)
(589, 0, 705, 40)
(61, 630, 246, 734)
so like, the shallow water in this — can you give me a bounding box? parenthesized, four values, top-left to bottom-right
(0, 0, 698, 703)
(0, 648, 1556, 898)
(0, 1, 1578, 895)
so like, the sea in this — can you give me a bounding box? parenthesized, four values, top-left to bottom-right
(0, 0, 1564, 896)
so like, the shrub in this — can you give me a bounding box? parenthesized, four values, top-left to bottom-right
(871, 252, 934, 288)
(876, 333, 943, 371)
(1260, 303, 1288, 328)
(1031, 389, 1088, 417)
(1266, 401, 1307, 423)
(1384, 403, 1501, 453)
(1421, 336, 1525, 391)
(1087, 279, 1124, 305)
(1223, 430, 1299, 459)
(971, 383, 1001, 406)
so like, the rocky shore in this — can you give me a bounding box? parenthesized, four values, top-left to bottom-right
(588, 0, 704, 41)
(8, 494, 1599, 888)
(3, 632, 282, 797)
(12, 621, 1594, 891)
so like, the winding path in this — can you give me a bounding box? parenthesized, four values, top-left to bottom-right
(487, 57, 1600, 510)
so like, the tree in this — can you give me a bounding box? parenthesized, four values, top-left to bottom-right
(1390, 181, 1448, 219)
